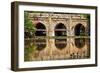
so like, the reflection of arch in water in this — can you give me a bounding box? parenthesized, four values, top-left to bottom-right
(74, 23, 85, 48)
(35, 22, 46, 51)
(55, 23, 67, 50)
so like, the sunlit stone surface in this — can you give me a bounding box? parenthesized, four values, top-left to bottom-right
(24, 12, 90, 61)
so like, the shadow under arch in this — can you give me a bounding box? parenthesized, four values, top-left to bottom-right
(55, 23, 67, 50)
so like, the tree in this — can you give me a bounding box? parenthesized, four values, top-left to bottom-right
(81, 14, 90, 36)
(24, 12, 37, 61)
(24, 12, 36, 37)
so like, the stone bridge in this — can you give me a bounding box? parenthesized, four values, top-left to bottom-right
(25, 12, 90, 61)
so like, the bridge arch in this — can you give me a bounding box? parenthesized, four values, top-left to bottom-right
(74, 23, 86, 48)
(55, 23, 67, 50)
(35, 22, 46, 51)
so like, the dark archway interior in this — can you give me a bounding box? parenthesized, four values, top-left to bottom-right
(55, 23, 66, 36)
(55, 23, 67, 50)
(35, 22, 46, 51)
(35, 23, 46, 36)
(74, 24, 85, 48)
(75, 24, 85, 36)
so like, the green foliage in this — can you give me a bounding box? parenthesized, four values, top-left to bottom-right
(86, 14, 90, 20)
(81, 14, 90, 20)
(24, 12, 36, 33)
(24, 11, 37, 61)
(81, 14, 90, 36)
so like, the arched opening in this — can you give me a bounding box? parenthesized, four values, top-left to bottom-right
(55, 23, 67, 50)
(75, 24, 85, 36)
(35, 23, 46, 36)
(35, 22, 46, 51)
(74, 23, 85, 48)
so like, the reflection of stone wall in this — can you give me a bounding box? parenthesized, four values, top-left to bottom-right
(28, 12, 90, 61)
